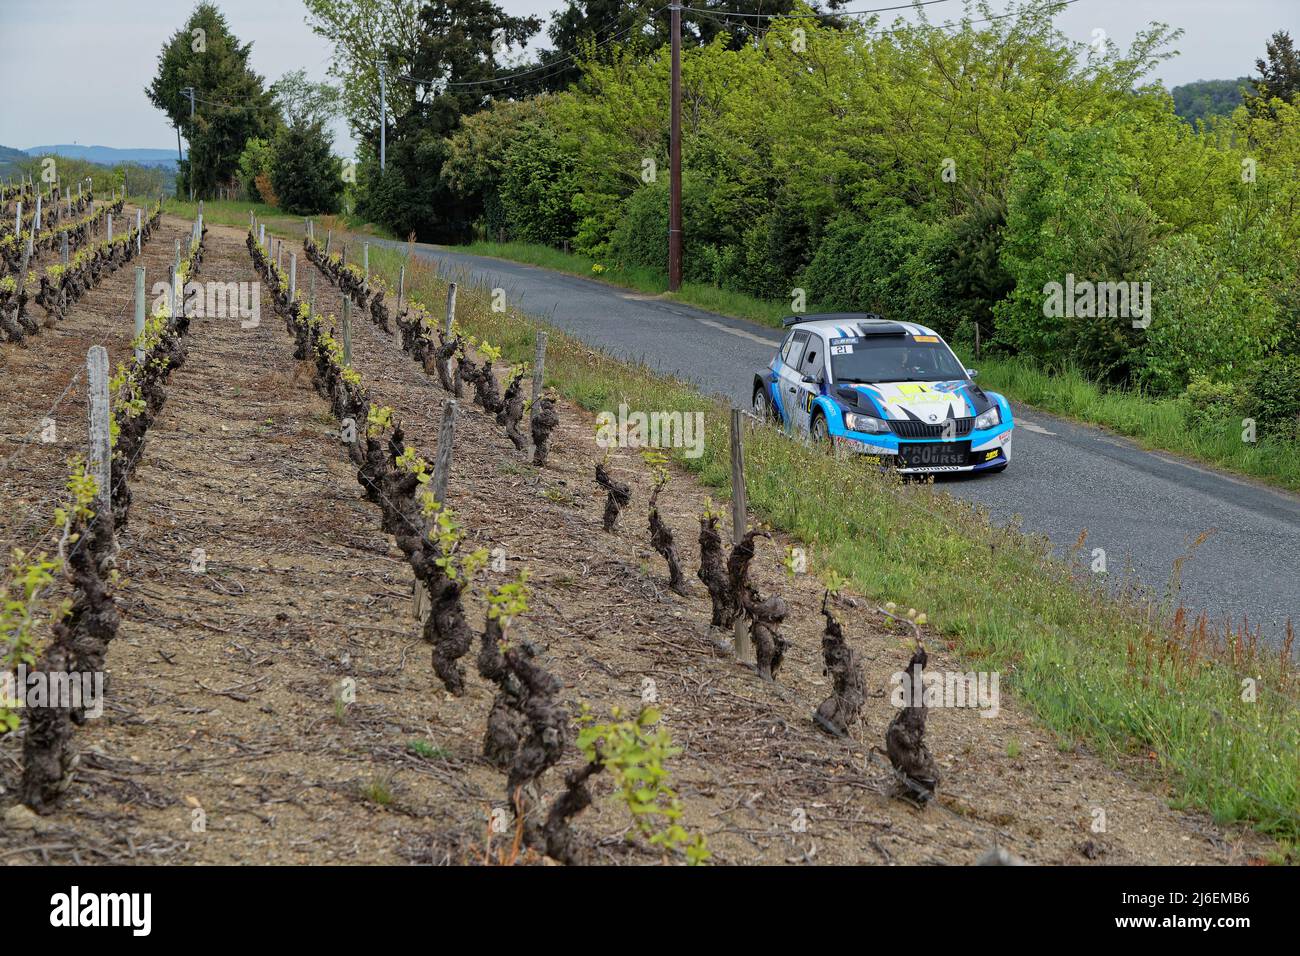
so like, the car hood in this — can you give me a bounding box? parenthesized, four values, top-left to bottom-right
(840, 380, 994, 422)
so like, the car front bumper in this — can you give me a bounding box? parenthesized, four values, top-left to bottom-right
(830, 422, 1014, 473)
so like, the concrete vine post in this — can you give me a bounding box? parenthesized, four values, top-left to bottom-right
(86, 346, 113, 522)
(134, 267, 146, 363)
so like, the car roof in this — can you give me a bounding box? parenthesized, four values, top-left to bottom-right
(783, 313, 941, 339)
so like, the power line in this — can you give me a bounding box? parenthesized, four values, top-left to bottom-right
(396, 5, 668, 92)
(188, 92, 278, 114)
(691, 0, 1083, 34)
(680, 0, 958, 19)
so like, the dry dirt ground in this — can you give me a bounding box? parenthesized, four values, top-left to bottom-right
(0, 218, 1277, 865)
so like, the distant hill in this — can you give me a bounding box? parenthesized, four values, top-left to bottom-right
(1170, 78, 1252, 124)
(0, 144, 28, 177)
(1, 143, 179, 196)
(24, 144, 182, 170)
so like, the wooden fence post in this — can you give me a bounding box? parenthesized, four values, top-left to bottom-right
(87, 346, 112, 520)
(397, 265, 405, 313)
(136, 208, 142, 254)
(134, 267, 146, 363)
(730, 408, 752, 663)
(432, 399, 457, 506)
(106, 212, 112, 242)
(289, 253, 297, 302)
(363, 242, 369, 284)
(325, 229, 332, 255)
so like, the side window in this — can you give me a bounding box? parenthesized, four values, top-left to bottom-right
(779, 332, 795, 363)
(800, 337, 823, 381)
(785, 331, 809, 370)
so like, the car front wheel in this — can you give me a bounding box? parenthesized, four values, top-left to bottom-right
(753, 384, 774, 422)
(810, 411, 830, 444)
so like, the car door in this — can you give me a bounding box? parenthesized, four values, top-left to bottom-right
(777, 330, 810, 433)
(793, 332, 825, 436)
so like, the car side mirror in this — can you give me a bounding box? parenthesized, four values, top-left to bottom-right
(801, 374, 818, 386)
(965, 368, 979, 379)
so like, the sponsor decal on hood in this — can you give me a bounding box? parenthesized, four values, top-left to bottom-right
(851, 380, 991, 421)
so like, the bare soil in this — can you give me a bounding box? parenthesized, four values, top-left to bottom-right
(0, 219, 1276, 865)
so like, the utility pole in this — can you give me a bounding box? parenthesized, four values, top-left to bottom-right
(378, 63, 387, 171)
(181, 86, 196, 202)
(668, 3, 683, 292)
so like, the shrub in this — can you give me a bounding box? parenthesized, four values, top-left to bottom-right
(499, 127, 579, 247)
(238, 137, 274, 203)
(270, 119, 343, 216)
(799, 208, 946, 329)
(609, 181, 668, 273)
(1243, 354, 1300, 438)
(1180, 374, 1245, 430)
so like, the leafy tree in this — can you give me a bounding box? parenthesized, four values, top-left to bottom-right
(499, 129, 579, 245)
(271, 69, 341, 126)
(237, 138, 274, 203)
(444, 97, 553, 205)
(146, 2, 277, 197)
(351, 0, 542, 240)
(532, 0, 850, 93)
(1245, 30, 1300, 118)
(533, 0, 668, 92)
(270, 121, 344, 215)
(994, 123, 1158, 380)
(304, 0, 426, 140)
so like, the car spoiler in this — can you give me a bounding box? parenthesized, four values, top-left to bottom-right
(779, 312, 898, 330)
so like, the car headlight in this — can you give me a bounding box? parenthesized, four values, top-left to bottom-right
(844, 412, 891, 434)
(974, 405, 1001, 430)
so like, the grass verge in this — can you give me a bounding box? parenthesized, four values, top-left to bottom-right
(454, 238, 1300, 493)
(273, 222, 1300, 846)
(155, 197, 394, 243)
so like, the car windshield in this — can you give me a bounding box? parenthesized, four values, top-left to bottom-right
(830, 336, 967, 384)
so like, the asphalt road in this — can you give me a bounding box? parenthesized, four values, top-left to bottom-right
(380, 239, 1300, 645)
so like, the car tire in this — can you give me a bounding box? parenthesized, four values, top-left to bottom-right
(810, 411, 830, 444)
(753, 384, 775, 423)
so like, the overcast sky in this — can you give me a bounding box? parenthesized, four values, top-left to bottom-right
(1, 0, 1296, 159)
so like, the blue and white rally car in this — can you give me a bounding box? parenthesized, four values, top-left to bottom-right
(753, 313, 1013, 474)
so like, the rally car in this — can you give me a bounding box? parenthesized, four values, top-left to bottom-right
(753, 313, 1013, 474)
